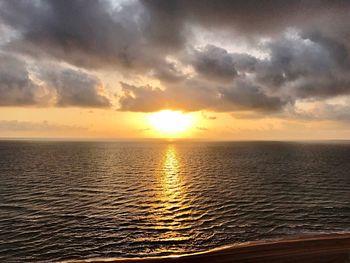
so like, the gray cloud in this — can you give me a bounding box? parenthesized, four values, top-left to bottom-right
(0, 0, 350, 122)
(188, 45, 258, 83)
(150, 61, 187, 83)
(0, 53, 110, 107)
(190, 45, 237, 83)
(291, 103, 350, 122)
(38, 67, 111, 107)
(316, 104, 350, 122)
(0, 0, 167, 72)
(141, 0, 350, 42)
(119, 80, 220, 112)
(218, 78, 289, 112)
(255, 34, 350, 97)
(119, 76, 288, 113)
(0, 53, 40, 106)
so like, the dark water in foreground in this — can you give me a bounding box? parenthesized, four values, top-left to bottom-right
(0, 141, 349, 262)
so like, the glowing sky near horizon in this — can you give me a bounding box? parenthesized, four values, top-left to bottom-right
(0, 0, 350, 139)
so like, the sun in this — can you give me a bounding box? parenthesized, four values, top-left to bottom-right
(148, 110, 194, 136)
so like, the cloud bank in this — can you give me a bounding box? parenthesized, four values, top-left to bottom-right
(0, 0, 350, 122)
(0, 53, 110, 107)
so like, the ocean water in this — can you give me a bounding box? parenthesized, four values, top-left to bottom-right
(0, 141, 349, 262)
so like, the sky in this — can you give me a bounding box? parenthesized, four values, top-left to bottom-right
(1, 0, 350, 140)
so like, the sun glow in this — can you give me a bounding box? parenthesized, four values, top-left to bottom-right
(148, 110, 194, 136)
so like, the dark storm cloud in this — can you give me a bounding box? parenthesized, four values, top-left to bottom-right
(141, 0, 350, 39)
(189, 45, 258, 83)
(218, 78, 289, 112)
(190, 45, 237, 83)
(304, 32, 350, 69)
(0, 0, 167, 71)
(4, 0, 343, 71)
(120, 31, 350, 113)
(0, 0, 133, 67)
(1, 0, 350, 120)
(255, 34, 350, 99)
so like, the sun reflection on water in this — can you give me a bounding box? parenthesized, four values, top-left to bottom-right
(162, 145, 182, 202)
(134, 145, 194, 252)
(145, 144, 193, 252)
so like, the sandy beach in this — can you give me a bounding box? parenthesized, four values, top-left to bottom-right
(65, 234, 350, 263)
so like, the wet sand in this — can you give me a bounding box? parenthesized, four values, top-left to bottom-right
(65, 233, 350, 263)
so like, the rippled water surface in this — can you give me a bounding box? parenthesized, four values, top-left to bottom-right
(0, 141, 349, 262)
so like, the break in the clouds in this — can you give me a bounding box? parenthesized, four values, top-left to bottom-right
(0, 0, 350, 121)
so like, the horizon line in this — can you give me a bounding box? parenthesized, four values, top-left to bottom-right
(1, 137, 350, 143)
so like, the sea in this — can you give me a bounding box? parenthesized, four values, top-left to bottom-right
(0, 141, 349, 262)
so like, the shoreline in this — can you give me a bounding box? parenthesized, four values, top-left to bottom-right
(64, 233, 350, 263)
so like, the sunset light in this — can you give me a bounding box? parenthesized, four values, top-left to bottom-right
(148, 110, 195, 135)
(1, 1, 350, 262)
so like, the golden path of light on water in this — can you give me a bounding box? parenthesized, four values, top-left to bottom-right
(148, 145, 193, 252)
(162, 145, 182, 201)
